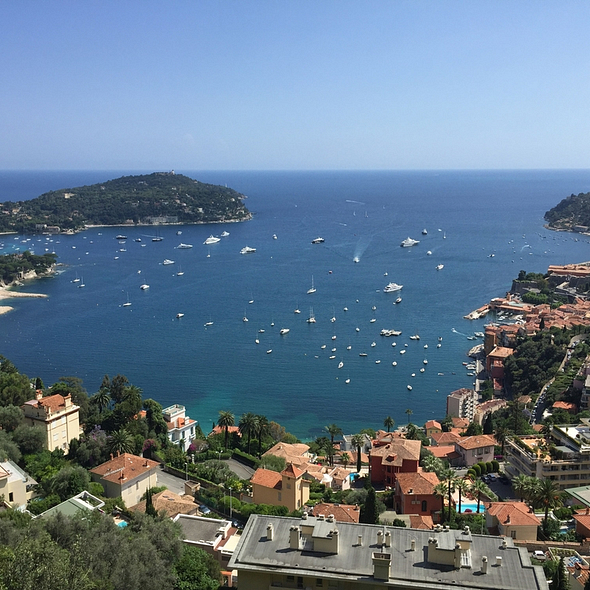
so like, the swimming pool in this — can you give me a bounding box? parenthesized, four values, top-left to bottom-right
(458, 502, 485, 514)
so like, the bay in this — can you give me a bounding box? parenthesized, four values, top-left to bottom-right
(2, 169, 590, 439)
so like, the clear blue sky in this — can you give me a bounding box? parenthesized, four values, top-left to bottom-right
(2, 1, 589, 170)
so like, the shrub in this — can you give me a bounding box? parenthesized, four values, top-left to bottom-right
(491, 460, 500, 473)
(477, 462, 487, 475)
(485, 462, 494, 473)
(467, 469, 477, 479)
(472, 464, 481, 477)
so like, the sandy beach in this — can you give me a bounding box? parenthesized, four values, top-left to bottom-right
(0, 306, 13, 315)
(0, 287, 48, 301)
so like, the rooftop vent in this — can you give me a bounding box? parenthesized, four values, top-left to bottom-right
(266, 523, 273, 541)
(482, 556, 488, 574)
(410, 539, 416, 551)
(357, 535, 363, 546)
(496, 556, 503, 567)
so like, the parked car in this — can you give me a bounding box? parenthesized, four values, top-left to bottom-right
(533, 551, 547, 562)
(199, 505, 211, 514)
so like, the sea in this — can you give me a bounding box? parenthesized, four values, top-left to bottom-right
(2, 169, 590, 440)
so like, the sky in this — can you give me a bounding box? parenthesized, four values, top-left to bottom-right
(1, 1, 590, 171)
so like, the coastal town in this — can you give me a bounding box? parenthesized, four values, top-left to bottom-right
(4, 259, 590, 587)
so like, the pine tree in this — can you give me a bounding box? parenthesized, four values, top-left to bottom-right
(146, 488, 157, 517)
(360, 486, 379, 524)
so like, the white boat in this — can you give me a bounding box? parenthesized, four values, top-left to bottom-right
(395, 297, 402, 304)
(123, 293, 131, 307)
(140, 284, 149, 290)
(423, 359, 428, 364)
(273, 233, 278, 240)
(392, 361, 397, 366)
(321, 344, 326, 349)
(401, 237, 420, 247)
(436, 264, 444, 270)
(307, 276, 316, 294)
(267, 349, 272, 354)
(221, 231, 230, 237)
(371, 342, 376, 347)
(311, 237, 325, 244)
(380, 329, 402, 337)
(204, 236, 220, 245)
(294, 307, 301, 314)
(353, 256, 360, 263)
(115, 235, 127, 240)
(279, 328, 290, 335)
(400, 349, 406, 355)
(331, 335, 337, 340)
(359, 352, 368, 357)
(176, 230, 182, 235)
(204, 321, 214, 326)
(420, 368, 425, 373)
(177, 243, 193, 249)
(346, 345, 351, 350)
(375, 360, 381, 364)
(422, 229, 428, 235)
(409, 334, 420, 340)
(329, 355, 336, 360)
(345, 378, 350, 384)
(307, 308, 316, 323)
(338, 361, 344, 369)
(240, 246, 256, 254)
(407, 385, 412, 390)
(78, 277, 85, 288)
(176, 313, 184, 318)
(243, 316, 248, 322)
(384, 282, 403, 292)
(426, 250, 432, 256)
(163, 259, 174, 265)
(370, 318, 376, 323)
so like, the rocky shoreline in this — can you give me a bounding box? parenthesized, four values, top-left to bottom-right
(0, 268, 52, 315)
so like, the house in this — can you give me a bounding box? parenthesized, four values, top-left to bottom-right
(342, 433, 373, 454)
(36, 490, 104, 520)
(485, 502, 541, 540)
(394, 471, 440, 520)
(311, 502, 360, 523)
(228, 514, 549, 590)
(552, 401, 578, 414)
(430, 431, 462, 447)
(425, 420, 442, 437)
(262, 442, 311, 468)
(0, 460, 36, 509)
(454, 435, 496, 468)
(129, 489, 199, 518)
(409, 514, 434, 529)
(90, 453, 159, 507)
(427, 445, 462, 466)
(446, 388, 478, 422)
(21, 390, 81, 452)
(473, 399, 508, 426)
(250, 464, 310, 512)
(370, 439, 421, 487)
(162, 404, 198, 452)
(567, 561, 590, 590)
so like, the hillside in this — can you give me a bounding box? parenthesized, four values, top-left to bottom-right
(0, 172, 251, 232)
(544, 191, 590, 231)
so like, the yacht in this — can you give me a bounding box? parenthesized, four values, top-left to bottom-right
(221, 231, 230, 237)
(204, 321, 214, 327)
(345, 378, 350, 384)
(436, 264, 444, 270)
(204, 235, 220, 245)
(353, 256, 360, 263)
(307, 308, 316, 323)
(140, 284, 149, 290)
(422, 229, 428, 235)
(380, 329, 402, 337)
(423, 359, 428, 364)
(307, 276, 316, 294)
(122, 293, 131, 307)
(176, 313, 184, 319)
(134, 238, 142, 242)
(384, 282, 403, 293)
(371, 342, 377, 347)
(177, 243, 193, 249)
(311, 237, 325, 244)
(409, 334, 420, 340)
(400, 237, 420, 247)
(279, 328, 290, 335)
(115, 235, 127, 240)
(407, 385, 413, 391)
(240, 246, 256, 254)
(273, 233, 278, 240)
(359, 352, 368, 357)
(426, 250, 432, 255)
(294, 307, 301, 314)
(163, 259, 174, 265)
(395, 297, 402, 304)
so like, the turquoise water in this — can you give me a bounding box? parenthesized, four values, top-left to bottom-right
(458, 502, 484, 514)
(2, 170, 590, 439)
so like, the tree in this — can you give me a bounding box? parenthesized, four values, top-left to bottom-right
(325, 423, 342, 447)
(512, 474, 529, 502)
(107, 428, 135, 455)
(536, 478, 563, 533)
(12, 425, 46, 455)
(360, 486, 379, 524)
(465, 422, 483, 436)
(217, 411, 235, 450)
(0, 405, 24, 432)
(0, 430, 21, 463)
(434, 482, 448, 523)
(48, 465, 90, 501)
(238, 412, 257, 455)
(256, 415, 269, 457)
(405, 408, 413, 424)
(173, 545, 221, 590)
(441, 469, 456, 521)
(384, 416, 394, 432)
(145, 488, 158, 517)
(351, 434, 365, 473)
(495, 426, 509, 456)
(340, 452, 350, 469)
(482, 414, 493, 435)
(469, 479, 487, 513)
(456, 477, 468, 515)
(91, 387, 111, 414)
(554, 556, 570, 590)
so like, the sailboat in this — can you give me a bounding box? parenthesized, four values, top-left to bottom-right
(72, 272, 80, 283)
(294, 302, 301, 314)
(307, 275, 316, 294)
(78, 276, 85, 288)
(122, 292, 131, 307)
(307, 308, 316, 323)
(177, 264, 184, 276)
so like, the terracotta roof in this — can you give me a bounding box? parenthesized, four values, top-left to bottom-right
(455, 434, 496, 451)
(23, 393, 73, 414)
(90, 453, 159, 484)
(281, 464, 304, 479)
(427, 445, 458, 459)
(448, 389, 475, 400)
(451, 417, 469, 429)
(573, 511, 590, 531)
(553, 401, 577, 411)
(263, 442, 310, 466)
(409, 515, 434, 530)
(486, 502, 541, 526)
(396, 471, 440, 495)
(311, 503, 360, 523)
(208, 425, 241, 437)
(425, 420, 442, 430)
(129, 490, 198, 517)
(488, 346, 515, 359)
(251, 468, 282, 490)
(431, 431, 462, 446)
(371, 439, 421, 466)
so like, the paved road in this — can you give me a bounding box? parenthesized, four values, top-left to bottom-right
(226, 458, 255, 480)
(157, 465, 187, 495)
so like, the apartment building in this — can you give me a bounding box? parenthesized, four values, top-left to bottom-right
(446, 388, 478, 422)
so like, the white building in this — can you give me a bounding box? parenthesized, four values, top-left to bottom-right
(163, 404, 198, 452)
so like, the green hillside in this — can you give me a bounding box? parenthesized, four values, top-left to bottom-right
(0, 172, 251, 233)
(545, 192, 590, 231)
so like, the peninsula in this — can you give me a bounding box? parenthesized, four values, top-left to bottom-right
(544, 191, 590, 232)
(0, 171, 251, 233)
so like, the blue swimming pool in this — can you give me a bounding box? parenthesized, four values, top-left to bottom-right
(458, 502, 484, 514)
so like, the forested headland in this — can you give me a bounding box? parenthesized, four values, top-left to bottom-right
(545, 191, 590, 231)
(0, 251, 57, 286)
(0, 172, 251, 233)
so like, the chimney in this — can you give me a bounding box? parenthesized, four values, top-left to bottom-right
(496, 556, 502, 567)
(385, 531, 391, 547)
(501, 539, 508, 549)
(372, 552, 391, 581)
(357, 535, 363, 546)
(410, 539, 416, 551)
(266, 523, 273, 541)
(289, 526, 300, 549)
(505, 515, 511, 525)
(482, 556, 488, 574)
(377, 530, 383, 545)
(35, 390, 43, 400)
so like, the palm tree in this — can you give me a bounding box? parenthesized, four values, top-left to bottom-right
(434, 482, 448, 523)
(325, 423, 343, 446)
(456, 477, 467, 515)
(256, 414, 269, 457)
(523, 476, 542, 510)
(384, 416, 395, 432)
(92, 387, 111, 414)
(351, 433, 365, 474)
(108, 428, 135, 455)
(218, 410, 235, 450)
(238, 412, 257, 455)
(340, 452, 350, 469)
(536, 478, 562, 533)
(469, 479, 487, 513)
(441, 468, 456, 521)
(512, 474, 529, 502)
(405, 408, 413, 424)
(495, 426, 509, 457)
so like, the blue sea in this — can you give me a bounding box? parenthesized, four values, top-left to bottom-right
(2, 170, 590, 439)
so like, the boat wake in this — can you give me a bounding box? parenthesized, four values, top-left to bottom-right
(451, 327, 470, 337)
(346, 199, 366, 205)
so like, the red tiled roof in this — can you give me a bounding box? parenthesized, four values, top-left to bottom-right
(311, 503, 360, 523)
(23, 393, 71, 414)
(409, 515, 434, 529)
(371, 439, 421, 466)
(456, 435, 496, 451)
(281, 464, 304, 479)
(396, 471, 439, 495)
(251, 468, 282, 490)
(208, 425, 241, 437)
(486, 502, 541, 526)
(427, 445, 457, 459)
(90, 453, 159, 484)
(425, 420, 442, 431)
(431, 431, 461, 446)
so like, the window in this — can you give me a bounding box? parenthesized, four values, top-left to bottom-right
(8, 492, 13, 502)
(422, 500, 427, 512)
(278, 492, 282, 501)
(315, 579, 323, 587)
(510, 530, 516, 539)
(287, 483, 291, 489)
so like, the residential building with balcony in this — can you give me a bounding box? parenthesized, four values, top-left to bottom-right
(446, 388, 478, 421)
(454, 435, 496, 468)
(162, 404, 197, 452)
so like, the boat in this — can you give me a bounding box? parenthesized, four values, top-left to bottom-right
(343, 307, 348, 311)
(437, 343, 442, 348)
(259, 329, 265, 333)
(420, 368, 425, 373)
(307, 276, 316, 294)
(395, 297, 402, 304)
(240, 246, 256, 254)
(370, 318, 376, 323)
(375, 360, 381, 364)
(273, 233, 278, 240)
(311, 237, 325, 244)
(426, 250, 432, 256)
(407, 385, 412, 390)
(204, 321, 214, 326)
(353, 256, 360, 263)
(474, 332, 484, 338)
(384, 282, 403, 292)
(346, 345, 352, 350)
(331, 347, 336, 352)
(355, 327, 360, 332)
(359, 353, 368, 357)
(423, 359, 428, 364)
(400, 349, 406, 355)
(279, 328, 290, 335)
(392, 361, 397, 366)
(329, 355, 336, 360)
(243, 316, 248, 322)
(294, 306, 301, 314)
(163, 259, 174, 265)
(221, 231, 230, 237)
(177, 243, 193, 249)
(371, 342, 376, 347)
(400, 237, 420, 247)
(176, 313, 184, 318)
(436, 264, 444, 270)
(424, 344, 428, 349)
(72, 274, 80, 283)
(267, 349, 272, 354)
(78, 277, 85, 288)
(331, 335, 337, 341)
(409, 335, 420, 340)
(422, 229, 428, 235)
(204, 236, 220, 245)
(176, 230, 182, 235)
(345, 378, 350, 384)
(152, 235, 163, 242)
(321, 344, 326, 349)
(115, 235, 127, 240)
(307, 308, 316, 323)
(411, 373, 416, 377)
(140, 284, 149, 290)
(123, 293, 131, 307)
(134, 238, 142, 242)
